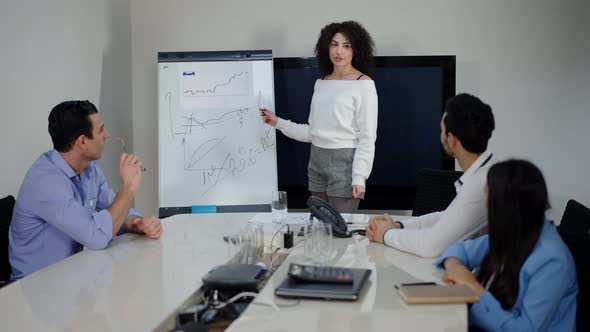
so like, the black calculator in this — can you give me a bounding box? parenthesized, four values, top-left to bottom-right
(288, 263, 354, 284)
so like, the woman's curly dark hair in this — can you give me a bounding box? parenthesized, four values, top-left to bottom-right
(314, 21, 375, 77)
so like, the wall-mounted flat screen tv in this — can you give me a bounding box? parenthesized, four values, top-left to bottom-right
(273, 56, 456, 210)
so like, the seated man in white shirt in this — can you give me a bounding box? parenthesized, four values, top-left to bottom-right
(366, 93, 496, 257)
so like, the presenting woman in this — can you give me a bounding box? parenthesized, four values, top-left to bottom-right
(261, 21, 378, 213)
(436, 160, 578, 331)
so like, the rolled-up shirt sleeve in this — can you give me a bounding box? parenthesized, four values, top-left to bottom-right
(95, 166, 141, 235)
(31, 177, 114, 250)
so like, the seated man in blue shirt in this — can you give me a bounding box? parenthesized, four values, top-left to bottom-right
(9, 100, 163, 279)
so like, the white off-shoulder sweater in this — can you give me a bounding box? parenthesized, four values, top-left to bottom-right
(275, 79, 378, 187)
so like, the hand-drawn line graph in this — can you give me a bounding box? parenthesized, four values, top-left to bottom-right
(183, 136, 226, 169)
(182, 71, 249, 97)
(182, 128, 276, 196)
(173, 108, 249, 140)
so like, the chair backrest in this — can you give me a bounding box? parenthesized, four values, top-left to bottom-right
(557, 199, 590, 332)
(0, 195, 16, 281)
(412, 168, 463, 217)
(559, 199, 590, 234)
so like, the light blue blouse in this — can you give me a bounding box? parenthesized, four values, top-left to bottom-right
(436, 220, 578, 331)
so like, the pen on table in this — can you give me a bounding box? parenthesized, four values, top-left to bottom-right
(394, 282, 437, 289)
(114, 137, 147, 172)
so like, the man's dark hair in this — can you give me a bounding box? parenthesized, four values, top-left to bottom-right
(443, 93, 495, 153)
(315, 21, 375, 77)
(48, 100, 98, 152)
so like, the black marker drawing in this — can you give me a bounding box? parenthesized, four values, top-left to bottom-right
(183, 72, 248, 96)
(175, 108, 249, 140)
(182, 128, 276, 196)
(166, 91, 173, 139)
(183, 136, 227, 169)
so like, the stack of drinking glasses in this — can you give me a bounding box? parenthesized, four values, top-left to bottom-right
(225, 223, 264, 264)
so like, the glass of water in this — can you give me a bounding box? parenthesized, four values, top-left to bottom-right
(304, 222, 333, 265)
(272, 191, 288, 223)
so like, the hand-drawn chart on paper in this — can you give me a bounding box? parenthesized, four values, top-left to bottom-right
(158, 51, 277, 209)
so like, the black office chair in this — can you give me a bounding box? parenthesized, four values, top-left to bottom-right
(557, 199, 590, 332)
(412, 168, 463, 216)
(0, 195, 15, 287)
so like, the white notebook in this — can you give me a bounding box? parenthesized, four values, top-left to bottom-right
(397, 284, 480, 304)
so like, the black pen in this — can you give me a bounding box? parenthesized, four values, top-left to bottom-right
(394, 282, 437, 289)
(115, 137, 147, 172)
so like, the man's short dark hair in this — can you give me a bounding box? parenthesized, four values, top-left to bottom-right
(48, 100, 98, 152)
(443, 93, 495, 153)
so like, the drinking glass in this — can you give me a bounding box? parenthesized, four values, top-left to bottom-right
(304, 222, 333, 266)
(239, 223, 264, 264)
(271, 191, 288, 223)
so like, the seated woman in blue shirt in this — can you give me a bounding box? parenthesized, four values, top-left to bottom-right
(436, 160, 578, 331)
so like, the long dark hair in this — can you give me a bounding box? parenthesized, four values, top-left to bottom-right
(477, 160, 548, 310)
(314, 21, 375, 77)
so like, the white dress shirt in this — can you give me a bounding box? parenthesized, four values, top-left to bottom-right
(384, 150, 496, 258)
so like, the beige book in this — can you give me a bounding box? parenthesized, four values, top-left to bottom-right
(397, 284, 480, 304)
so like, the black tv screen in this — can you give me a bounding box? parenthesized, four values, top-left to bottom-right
(273, 56, 456, 210)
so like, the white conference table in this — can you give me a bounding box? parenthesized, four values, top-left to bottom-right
(0, 213, 466, 331)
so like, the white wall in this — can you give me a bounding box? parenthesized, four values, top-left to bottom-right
(6, 1, 584, 221)
(130, 0, 590, 220)
(0, 0, 133, 195)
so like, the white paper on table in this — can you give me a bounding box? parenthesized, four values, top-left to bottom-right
(249, 212, 311, 224)
(249, 212, 373, 226)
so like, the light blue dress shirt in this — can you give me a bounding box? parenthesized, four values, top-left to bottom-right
(9, 150, 139, 279)
(436, 220, 578, 331)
